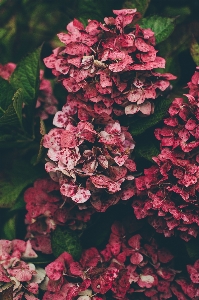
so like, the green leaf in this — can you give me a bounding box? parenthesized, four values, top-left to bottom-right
(10, 47, 41, 105)
(10, 195, 25, 212)
(185, 238, 199, 261)
(12, 88, 24, 127)
(0, 158, 45, 208)
(52, 226, 82, 260)
(1, 214, 17, 240)
(163, 5, 191, 25)
(130, 97, 172, 136)
(0, 77, 15, 118)
(0, 88, 24, 128)
(135, 139, 159, 161)
(0, 102, 19, 126)
(123, 0, 150, 16)
(77, 0, 104, 26)
(140, 16, 175, 44)
(190, 38, 199, 66)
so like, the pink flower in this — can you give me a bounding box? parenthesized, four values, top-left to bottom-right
(44, 10, 176, 120)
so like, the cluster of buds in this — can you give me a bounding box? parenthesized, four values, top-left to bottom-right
(0, 239, 46, 300)
(44, 9, 176, 122)
(0, 63, 58, 120)
(24, 178, 95, 254)
(132, 68, 199, 241)
(43, 222, 179, 300)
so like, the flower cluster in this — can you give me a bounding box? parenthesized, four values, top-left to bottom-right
(43, 222, 178, 300)
(44, 9, 176, 121)
(43, 119, 136, 211)
(132, 67, 199, 241)
(0, 239, 46, 300)
(24, 178, 95, 254)
(0, 62, 16, 80)
(0, 63, 58, 120)
(171, 259, 199, 299)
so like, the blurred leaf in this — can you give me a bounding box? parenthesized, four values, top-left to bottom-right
(52, 226, 82, 260)
(77, 0, 104, 25)
(1, 214, 17, 240)
(10, 46, 41, 105)
(140, 15, 175, 44)
(135, 139, 159, 161)
(130, 97, 172, 136)
(158, 22, 196, 59)
(0, 158, 45, 208)
(0, 28, 7, 39)
(163, 5, 191, 24)
(10, 195, 25, 212)
(190, 38, 199, 66)
(185, 238, 199, 261)
(0, 78, 15, 118)
(123, 0, 150, 16)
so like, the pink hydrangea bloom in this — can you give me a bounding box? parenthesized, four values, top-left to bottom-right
(0, 62, 16, 80)
(132, 68, 199, 241)
(44, 10, 176, 120)
(43, 221, 177, 299)
(24, 178, 95, 254)
(43, 119, 136, 211)
(0, 239, 46, 300)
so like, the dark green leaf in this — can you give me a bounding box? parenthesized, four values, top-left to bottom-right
(0, 77, 15, 118)
(0, 88, 24, 128)
(10, 47, 41, 105)
(135, 139, 159, 161)
(130, 97, 172, 136)
(163, 5, 191, 24)
(0, 102, 19, 126)
(123, 0, 150, 16)
(52, 226, 82, 260)
(140, 16, 175, 44)
(0, 158, 45, 208)
(77, 0, 104, 26)
(185, 238, 199, 261)
(190, 38, 199, 66)
(1, 214, 17, 240)
(10, 195, 26, 212)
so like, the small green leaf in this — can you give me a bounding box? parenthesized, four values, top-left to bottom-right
(1, 214, 17, 240)
(185, 238, 199, 261)
(0, 77, 15, 118)
(135, 139, 159, 161)
(130, 97, 172, 136)
(10, 195, 25, 212)
(52, 226, 82, 260)
(190, 38, 199, 66)
(10, 47, 41, 105)
(123, 0, 150, 16)
(12, 88, 24, 128)
(140, 16, 175, 44)
(0, 158, 45, 208)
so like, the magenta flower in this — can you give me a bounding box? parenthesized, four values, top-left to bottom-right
(44, 9, 176, 120)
